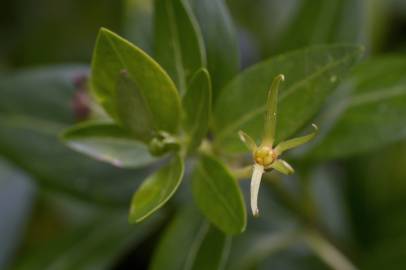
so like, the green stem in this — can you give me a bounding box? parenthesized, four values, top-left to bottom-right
(303, 229, 358, 270)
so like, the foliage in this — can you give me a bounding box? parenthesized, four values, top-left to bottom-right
(1, 0, 406, 269)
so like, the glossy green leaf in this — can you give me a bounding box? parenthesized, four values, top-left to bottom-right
(308, 56, 406, 159)
(115, 70, 155, 142)
(91, 28, 181, 133)
(62, 121, 156, 168)
(129, 154, 184, 223)
(154, 0, 206, 94)
(151, 207, 231, 270)
(213, 45, 363, 153)
(182, 68, 211, 152)
(189, 0, 240, 100)
(192, 154, 246, 234)
(0, 66, 149, 206)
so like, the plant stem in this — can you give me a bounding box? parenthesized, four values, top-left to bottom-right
(303, 229, 358, 270)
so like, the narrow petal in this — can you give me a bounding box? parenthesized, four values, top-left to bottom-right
(250, 164, 264, 217)
(238, 130, 257, 153)
(270, 159, 294, 175)
(275, 124, 318, 155)
(262, 74, 285, 147)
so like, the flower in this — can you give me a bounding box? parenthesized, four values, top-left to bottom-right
(238, 74, 318, 216)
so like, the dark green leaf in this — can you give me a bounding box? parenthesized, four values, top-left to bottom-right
(0, 65, 87, 123)
(0, 159, 34, 269)
(129, 154, 184, 223)
(151, 207, 231, 270)
(213, 45, 363, 153)
(189, 0, 240, 100)
(154, 0, 206, 94)
(192, 154, 246, 234)
(308, 56, 406, 159)
(62, 121, 156, 168)
(115, 70, 155, 142)
(182, 68, 211, 152)
(0, 67, 149, 205)
(91, 28, 181, 133)
(11, 197, 163, 270)
(273, 0, 366, 54)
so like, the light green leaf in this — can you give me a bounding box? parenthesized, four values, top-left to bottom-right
(154, 0, 206, 94)
(62, 121, 156, 168)
(129, 154, 184, 223)
(91, 28, 181, 133)
(189, 0, 240, 100)
(213, 45, 363, 153)
(151, 207, 231, 270)
(192, 154, 246, 234)
(308, 56, 406, 159)
(115, 70, 155, 142)
(182, 68, 211, 152)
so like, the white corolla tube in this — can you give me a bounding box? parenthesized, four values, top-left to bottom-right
(250, 163, 265, 216)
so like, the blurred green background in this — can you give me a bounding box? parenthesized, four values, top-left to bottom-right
(1, 0, 406, 269)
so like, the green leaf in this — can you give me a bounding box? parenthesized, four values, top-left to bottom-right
(154, 0, 206, 94)
(308, 56, 406, 159)
(0, 66, 149, 206)
(182, 68, 211, 152)
(151, 207, 231, 270)
(213, 45, 363, 153)
(189, 0, 240, 100)
(62, 121, 156, 168)
(192, 154, 246, 234)
(0, 65, 87, 124)
(115, 70, 155, 142)
(11, 197, 163, 270)
(0, 159, 34, 269)
(91, 28, 181, 133)
(272, 0, 366, 55)
(129, 154, 184, 223)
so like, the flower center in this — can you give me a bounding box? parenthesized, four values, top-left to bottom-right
(254, 146, 277, 167)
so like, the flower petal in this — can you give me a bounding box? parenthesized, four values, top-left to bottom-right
(262, 74, 284, 147)
(275, 124, 318, 155)
(238, 130, 257, 153)
(270, 159, 294, 175)
(250, 164, 264, 216)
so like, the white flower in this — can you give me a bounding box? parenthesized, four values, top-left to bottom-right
(238, 74, 318, 216)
